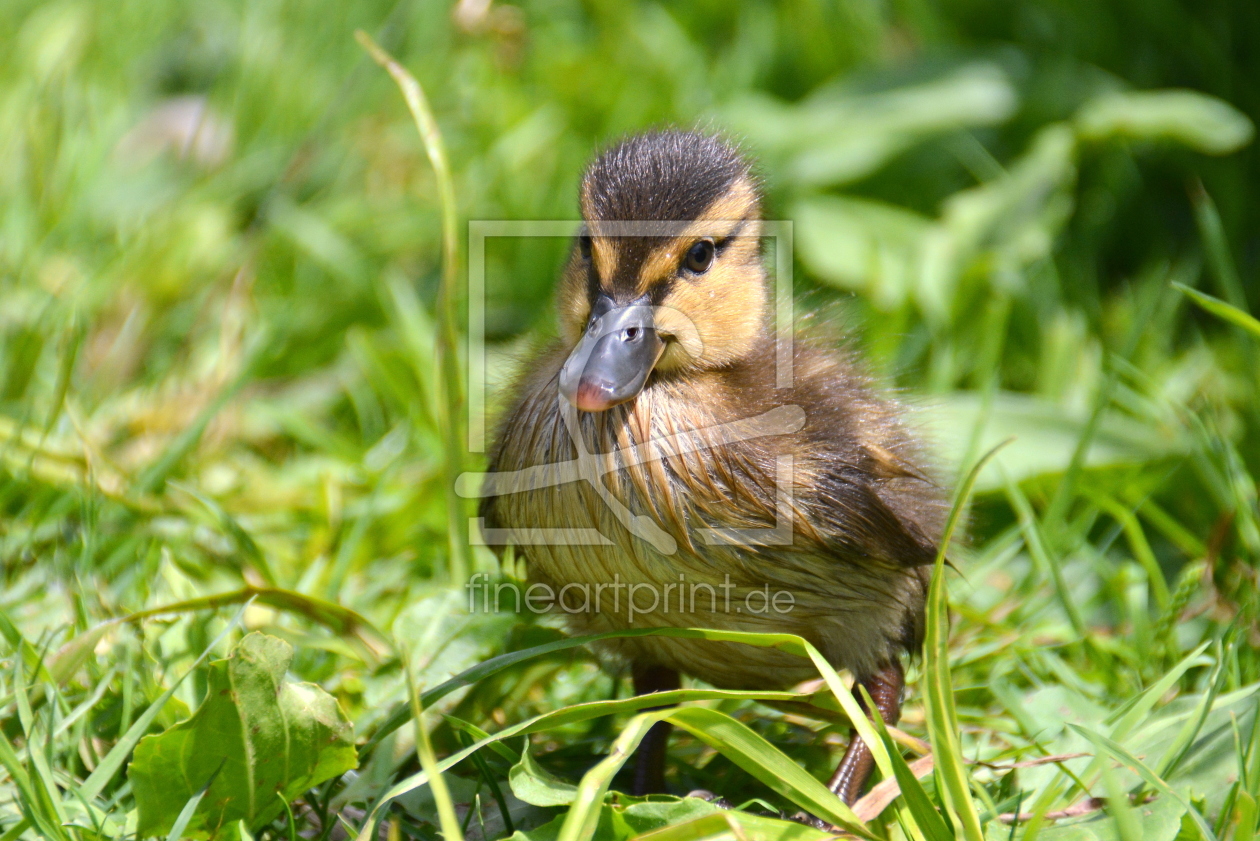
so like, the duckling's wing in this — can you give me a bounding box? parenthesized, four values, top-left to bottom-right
(813, 466, 940, 569)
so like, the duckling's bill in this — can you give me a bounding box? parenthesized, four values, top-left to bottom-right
(559, 292, 665, 412)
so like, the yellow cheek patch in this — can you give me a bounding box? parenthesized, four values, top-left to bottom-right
(589, 236, 618, 288)
(580, 185, 619, 288)
(653, 304, 705, 361)
(656, 259, 765, 371)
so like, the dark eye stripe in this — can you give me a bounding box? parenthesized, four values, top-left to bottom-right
(715, 217, 749, 254)
(585, 255, 601, 301)
(647, 277, 675, 306)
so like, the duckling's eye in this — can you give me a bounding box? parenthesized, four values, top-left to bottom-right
(683, 239, 715, 274)
(578, 235, 592, 261)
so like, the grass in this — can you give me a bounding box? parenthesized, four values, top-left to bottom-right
(1, 0, 1260, 839)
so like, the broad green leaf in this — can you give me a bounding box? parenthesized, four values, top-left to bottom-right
(931, 391, 1189, 491)
(129, 632, 357, 838)
(1075, 90, 1254, 155)
(510, 795, 835, 841)
(618, 799, 731, 837)
(1069, 725, 1216, 841)
(166, 762, 225, 841)
(510, 742, 580, 807)
(920, 123, 1076, 320)
(632, 807, 835, 841)
(508, 797, 719, 841)
(793, 195, 930, 310)
(558, 714, 662, 841)
(726, 63, 1015, 186)
(991, 795, 1187, 841)
(80, 605, 247, 803)
(553, 707, 874, 841)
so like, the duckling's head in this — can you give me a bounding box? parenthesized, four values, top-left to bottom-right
(557, 130, 766, 413)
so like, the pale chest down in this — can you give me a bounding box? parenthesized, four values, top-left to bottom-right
(480, 358, 933, 688)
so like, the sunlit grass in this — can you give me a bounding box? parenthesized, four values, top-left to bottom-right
(0, 0, 1258, 839)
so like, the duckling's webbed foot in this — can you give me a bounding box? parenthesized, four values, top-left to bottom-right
(631, 663, 680, 795)
(828, 660, 905, 806)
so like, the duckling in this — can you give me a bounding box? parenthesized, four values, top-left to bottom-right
(479, 130, 947, 806)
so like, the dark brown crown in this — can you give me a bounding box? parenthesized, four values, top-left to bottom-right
(581, 130, 754, 222)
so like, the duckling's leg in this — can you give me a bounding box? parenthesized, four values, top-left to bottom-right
(827, 661, 905, 805)
(631, 663, 680, 795)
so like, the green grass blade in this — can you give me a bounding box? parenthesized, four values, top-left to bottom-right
(1245, 697, 1260, 793)
(462, 732, 515, 834)
(1069, 724, 1218, 841)
(354, 686, 809, 841)
(1096, 757, 1141, 841)
(1234, 790, 1258, 841)
(864, 692, 953, 841)
(444, 715, 519, 763)
(663, 706, 872, 836)
(924, 441, 1011, 841)
(11, 659, 51, 795)
(1190, 186, 1250, 311)
(404, 647, 464, 841)
(1075, 643, 1213, 798)
(79, 603, 246, 802)
(355, 30, 468, 584)
(1156, 639, 1231, 779)
(11, 656, 68, 832)
(1104, 642, 1211, 737)
(132, 349, 260, 497)
(1005, 476, 1089, 639)
(167, 481, 277, 586)
(278, 792, 298, 841)
(164, 761, 225, 841)
(0, 819, 31, 841)
(556, 713, 660, 841)
(1174, 282, 1260, 338)
(553, 704, 879, 840)
(368, 626, 814, 752)
(52, 665, 117, 737)
(792, 642, 927, 838)
(0, 734, 68, 841)
(1084, 488, 1171, 609)
(41, 318, 81, 437)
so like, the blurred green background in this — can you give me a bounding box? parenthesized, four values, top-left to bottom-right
(2, 0, 1260, 838)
